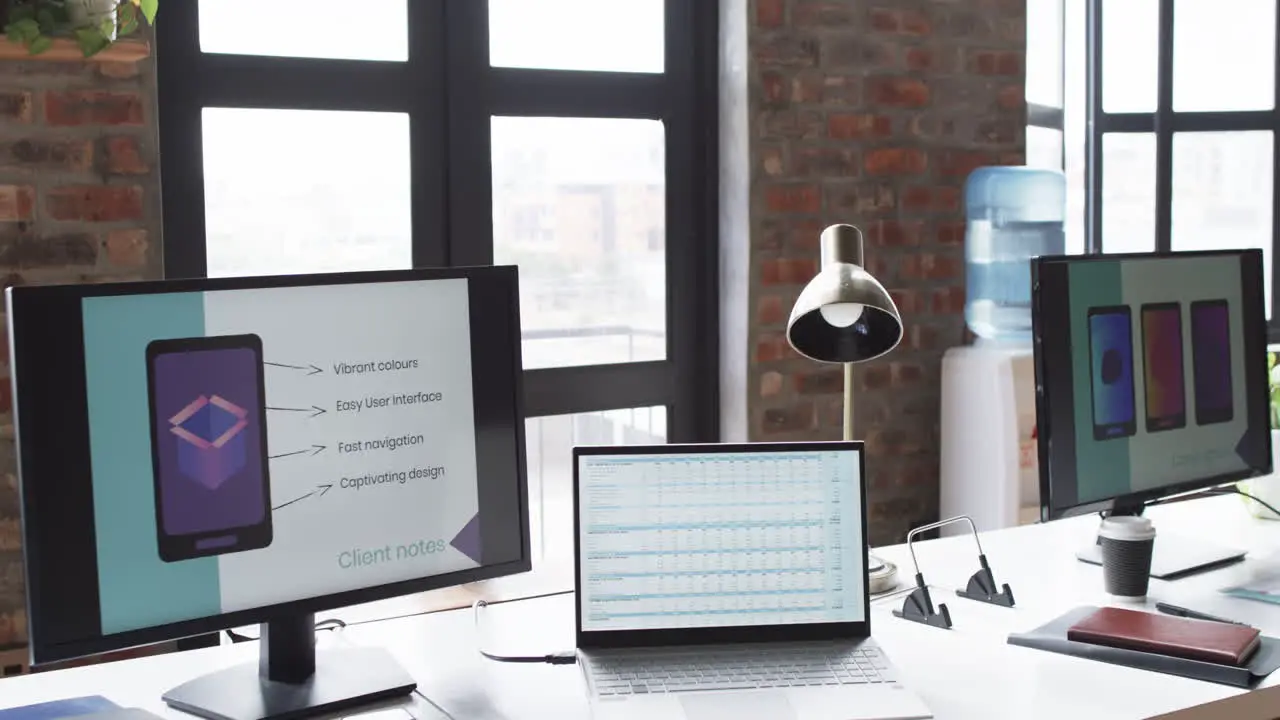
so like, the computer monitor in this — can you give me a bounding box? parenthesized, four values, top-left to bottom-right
(7, 266, 530, 720)
(1031, 249, 1271, 577)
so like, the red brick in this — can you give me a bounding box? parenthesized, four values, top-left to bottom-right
(0, 139, 93, 173)
(902, 253, 962, 282)
(901, 10, 932, 35)
(760, 109, 825, 139)
(869, 8, 899, 31)
(869, 8, 932, 35)
(891, 361, 924, 387)
(755, 334, 790, 363)
(0, 377, 10, 414)
(867, 428, 926, 457)
(937, 220, 966, 245)
(997, 84, 1024, 110)
(0, 186, 34, 222)
(969, 50, 1022, 77)
(909, 324, 942, 351)
(103, 136, 147, 175)
(0, 233, 97, 268)
(888, 288, 922, 314)
(756, 0, 784, 28)
(760, 257, 818, 286)
(794, 2, 856, 26)
(97, 62, 140, 80)
(902, 185, 960, 212)
(761, 71, 787, 105)
(863, 147, 927, 175)
(760, 371, 783, 397)
(862, 365, 891, 390)
(975, 118, 1020, 145)
(867, 220, 922, 247)
(47, 186, 143, 222)
(939, 150, 996, 178)
(867, 77, 930, 108)
(44, 91, 143, 127)
(792, 146, 859, 177)
(762, 402, 815, 433)
(828, 114, 892, 140)
(786, 219, 824, 252)
(823, 37, 895, 68)
(931, 285, 965, 314)
(0, 93, 32, 124)
(905, 48, 934, 71)
(755, 37, 819, 67)
(757, 294, 786, 325)
(795, 368, 843, 395)
(764, 184, 821, 213)
(760, 145, 785, 176)
(791, 72, 825, 103)
(827, 183, 895, 215)
(103, 229, 148, 267)
(819, 75, 859, 104)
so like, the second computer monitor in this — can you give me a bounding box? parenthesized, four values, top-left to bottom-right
(1032, 249, 1271, 522)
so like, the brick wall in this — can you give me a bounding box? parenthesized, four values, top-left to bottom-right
(741, 0, 1026, 544)
(0, 47, 162, 648)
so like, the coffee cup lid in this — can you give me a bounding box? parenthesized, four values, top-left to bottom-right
(1099, 515, 1156, 541)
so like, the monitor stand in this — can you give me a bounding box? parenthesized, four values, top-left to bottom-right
(162, 613, 416, 720)
(1074, 505, 1246, 579)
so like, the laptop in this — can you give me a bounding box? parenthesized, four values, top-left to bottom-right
(572, 441, 932, 720)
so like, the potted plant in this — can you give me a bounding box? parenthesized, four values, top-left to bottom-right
(3, 0, 156, 57)
(1242, 350, 1280, 519)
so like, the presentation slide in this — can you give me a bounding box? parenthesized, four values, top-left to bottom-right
(81, 280, 481, 635)
(1056, 255, 1266, 505)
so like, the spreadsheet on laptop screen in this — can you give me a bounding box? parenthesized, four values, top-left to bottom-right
(577, 449, 865, 632)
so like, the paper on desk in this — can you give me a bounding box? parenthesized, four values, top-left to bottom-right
(0, 697, 118, 720)
(1221, 561, 1280, 606)
(1143, 684, 1280, 720)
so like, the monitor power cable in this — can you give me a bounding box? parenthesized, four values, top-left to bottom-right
(1213, 485, 1280, 518)
(224, 617, 347, 644)
(1100, 485, 1280, 521)
(472, 600, 577, 665)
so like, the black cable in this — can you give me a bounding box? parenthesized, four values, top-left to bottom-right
(472, 600, 577, 665)
(225, 617, 347, 644)
(1220, 485, 1280, 519)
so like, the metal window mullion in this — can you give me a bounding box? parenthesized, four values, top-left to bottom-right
(1153, 0, 1175, 253)
(1085, 0, 1104, 253)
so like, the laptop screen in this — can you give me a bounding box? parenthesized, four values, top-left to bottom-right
(576, 447, 866, 633)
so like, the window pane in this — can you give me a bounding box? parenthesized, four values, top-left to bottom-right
(198, 0, 407, 61)
(202, 109, 411, 277)
(1172, 131, 1274, 311)
(1173, 0, 1276, 111)
(489, 0, 663, 73)
(1102, 0, 1158, 112)
(1027, 126, 1063, 170)
(1027, 0, 1064, 108)
(525, 408, 667, 575)
(1064, 0, 1087, 254)
(492, 117, 666, 369)
(1101, 133, 1157, 253)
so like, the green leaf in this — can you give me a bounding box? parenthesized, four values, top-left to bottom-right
(11, 17, 40, 42)
(139, 0, 158, 24)
(5, 23, 22, 44)
(35, 8, 54, 31)
(74, 26, 109, 56)
(27, 34, 52, 55)
(119, 15, 137, 36)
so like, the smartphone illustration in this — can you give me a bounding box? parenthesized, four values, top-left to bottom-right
(1140, 303, 1186, 432)
(1191, 299, 1234, 425)
(146, 334, 272, 562)
(1087, 306, 1136, 441)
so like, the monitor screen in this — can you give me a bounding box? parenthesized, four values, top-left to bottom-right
(575, 446, 866, 636)
(1032, 251, 1271, 519)
(8, 268, 529, 663)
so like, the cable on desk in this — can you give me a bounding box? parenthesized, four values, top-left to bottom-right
(472, 600, 577, 665)
(225, 617, 347, 644)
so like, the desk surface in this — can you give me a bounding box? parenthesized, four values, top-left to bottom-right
(4, 494, 1280, 720)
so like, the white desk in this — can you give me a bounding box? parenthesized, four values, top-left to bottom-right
(3, 494, 1279, 720)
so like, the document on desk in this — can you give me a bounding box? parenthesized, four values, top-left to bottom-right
(0, 696, 118, 720)
(1220, 563, 1280, 606)
(578, 450, 863, 631)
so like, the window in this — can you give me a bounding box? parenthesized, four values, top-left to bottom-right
(156, 1, 719, 599)
(1080, 0, 1280, 332)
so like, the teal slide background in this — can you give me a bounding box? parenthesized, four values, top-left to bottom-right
(82, 293, 221, 635)
(1067, 261, 1128, 504)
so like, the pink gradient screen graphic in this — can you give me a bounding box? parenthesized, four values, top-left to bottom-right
(169, 393, 249, 490)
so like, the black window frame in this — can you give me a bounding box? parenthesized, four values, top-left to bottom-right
(1082, 0, 1280, 340)
(155, 1, 720, 445)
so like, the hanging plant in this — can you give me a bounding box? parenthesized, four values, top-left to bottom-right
(3, 0, 157, 57)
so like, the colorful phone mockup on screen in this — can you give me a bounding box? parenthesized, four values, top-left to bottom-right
(1088, 306, 1136, 441)
(146, 334, 272, 562)
(1140, 303, 1186, 432)
(1191, 299, 1234, 425)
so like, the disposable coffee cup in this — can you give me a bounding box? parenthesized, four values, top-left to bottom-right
(1098, 516, 1156, 600)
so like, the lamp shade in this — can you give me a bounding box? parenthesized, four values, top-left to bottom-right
(786, 224, 903, 364)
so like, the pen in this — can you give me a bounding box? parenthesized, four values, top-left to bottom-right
(1154, 601, 1247, 626)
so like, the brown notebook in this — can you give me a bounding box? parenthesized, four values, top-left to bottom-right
(1067, 606, 1262, 667)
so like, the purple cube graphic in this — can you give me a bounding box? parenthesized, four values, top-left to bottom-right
(169, 394, 249, 491)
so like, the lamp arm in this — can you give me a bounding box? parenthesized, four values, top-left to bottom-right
(843, 362, 854, 441)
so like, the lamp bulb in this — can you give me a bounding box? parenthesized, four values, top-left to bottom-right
(819, 303, 864, 328)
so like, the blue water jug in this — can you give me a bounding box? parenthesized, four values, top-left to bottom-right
(964, 166, 1066, 343)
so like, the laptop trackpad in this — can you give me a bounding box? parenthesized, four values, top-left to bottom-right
(679, 690, 796, 720)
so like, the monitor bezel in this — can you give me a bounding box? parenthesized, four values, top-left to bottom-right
(572, 441, 870, 650)
(8, 265, 532, 665)
(1031, 249, 1272, 521)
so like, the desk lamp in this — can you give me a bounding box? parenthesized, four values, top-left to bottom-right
(787, 224, 903, 594)
(785, 223, 903, 440)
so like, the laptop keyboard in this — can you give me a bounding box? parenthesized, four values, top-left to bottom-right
(588, 643, 894, 696)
